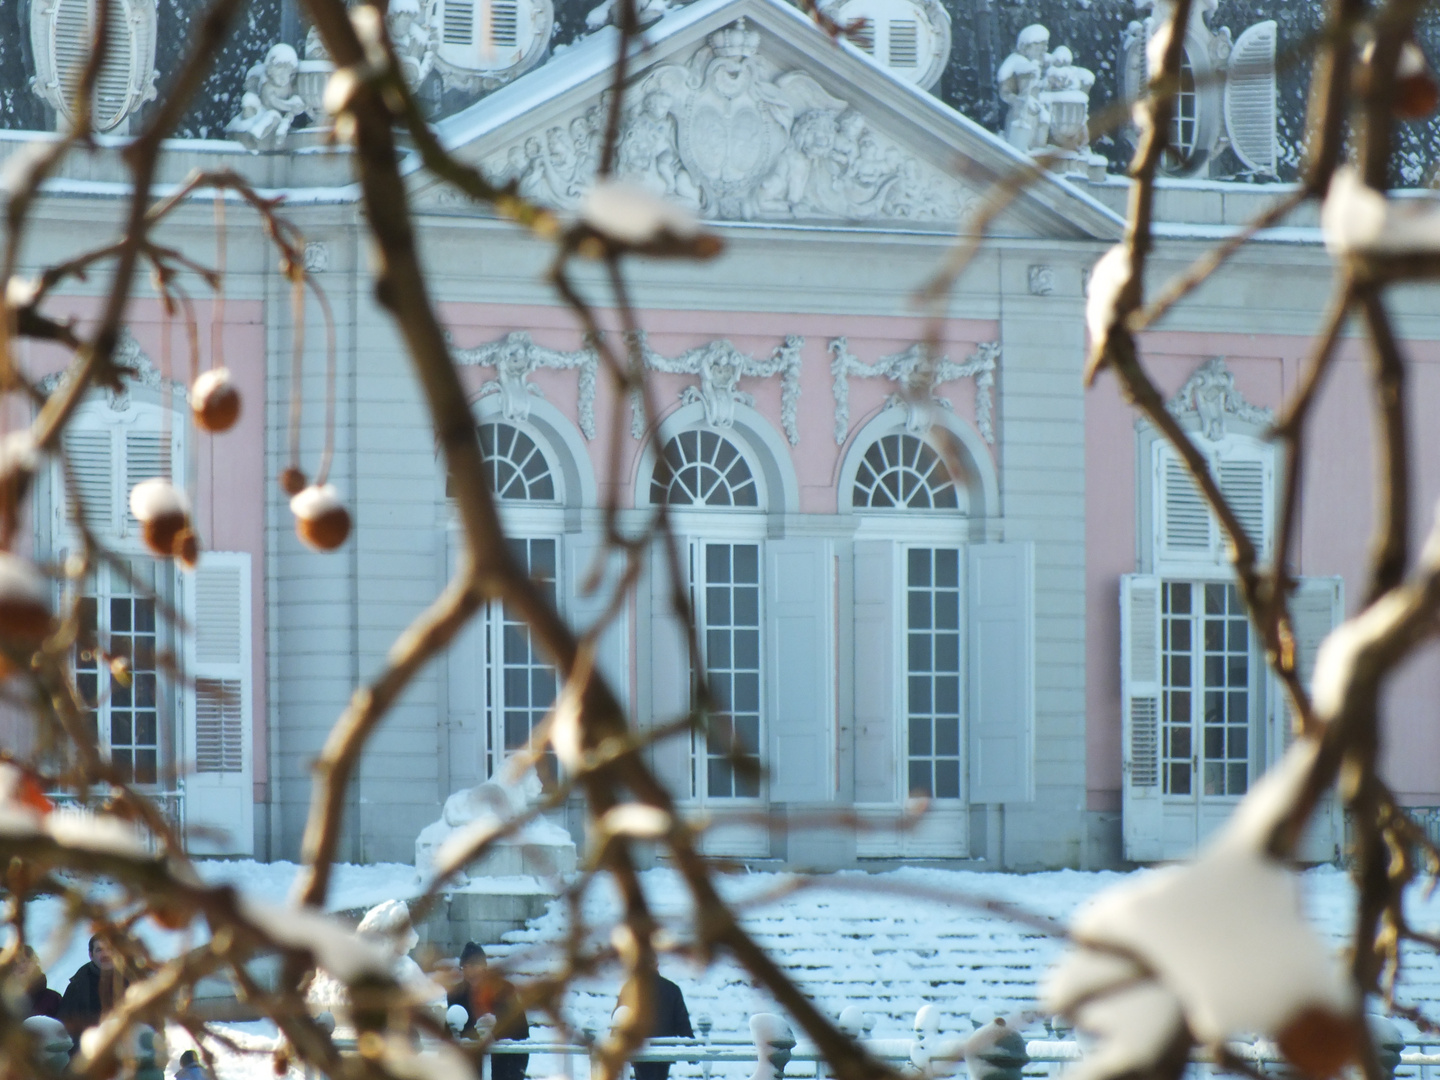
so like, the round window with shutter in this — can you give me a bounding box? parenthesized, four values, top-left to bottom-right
(823, 0, 950, 90)
(29, 0, 158, 134)
(431, 0, 553, 90)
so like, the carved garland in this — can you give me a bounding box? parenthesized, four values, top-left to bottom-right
(1164, 356, 1273, 442)
(829, 338, 1000, 446)
(626, 332, 804, 446)
(451, 331, 599, 440)
(37, 329, 187, 406)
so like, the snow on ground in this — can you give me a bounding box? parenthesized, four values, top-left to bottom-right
(22, 861, 1440, 1078)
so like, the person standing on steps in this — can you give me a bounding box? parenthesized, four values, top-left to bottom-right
(622, 970, 693, 1080)
(447, 942, 530, 1080)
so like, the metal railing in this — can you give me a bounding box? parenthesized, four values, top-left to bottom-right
(306, 1008, 1426, 1080)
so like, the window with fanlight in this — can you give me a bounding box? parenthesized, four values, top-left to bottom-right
(650, 429, 766, 802)
(849, 431, 967, 804)
(852, 432, 962, 510)
(471, 422, 563, 784)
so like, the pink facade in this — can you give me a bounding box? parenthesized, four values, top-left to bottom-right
(16, 299, 269, 801)
(1086, 331, 1440, 814)
(443, 302, 1000, 514)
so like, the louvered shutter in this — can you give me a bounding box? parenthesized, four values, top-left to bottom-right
(183, 551, 254, 855)
(852, 541, 898, 804)
(1217, 441, 1274, 560)
(92, 0, 135, 132)
(1157, 446, 1211, 559)
(1121, 574, 1164, 861)
(1224, 21, 1278, 175)
(45, 0, 150, 133)
(442, 0, 476, 44)
(966, 544, 1034, 803)
(564, 534, 629, 711)
(1272, 575, 1343, 862)
(644, 538, 693, 799)
(60, 427, 116, 537)
(765, 539, 832, 803)
(123, 428, 172, 537)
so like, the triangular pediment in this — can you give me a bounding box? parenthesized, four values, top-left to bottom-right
(415, 0, 1123, 239)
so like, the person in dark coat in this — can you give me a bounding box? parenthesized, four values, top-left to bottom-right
(16, 945, 62, 1019)
(447, 942, 529, 1080)
(175, 1049, 214, 1080)
(58, 935, 128, 1041)
(628, 971, 693, 1080)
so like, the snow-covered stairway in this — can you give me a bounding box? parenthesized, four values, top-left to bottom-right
(488, 865, 1440, 1048)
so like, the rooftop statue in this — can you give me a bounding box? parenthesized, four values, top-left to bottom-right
(225, 44, 307, 151)
(996, 25, 1101, 175)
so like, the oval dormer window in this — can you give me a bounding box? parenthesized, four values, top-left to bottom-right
(433, 0, 552, 82)
(30, 0, 158, 134)
(825, 0, 951, 90)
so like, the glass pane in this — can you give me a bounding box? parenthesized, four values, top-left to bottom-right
(734, 630, 759, 669)
(706, 545, 729, 583)
(733, 545, 759, 583)
(935, 549, 959, 587)
(907, 548, 930, 587)
(909, 718, 931, 755)
(935, 718, 960, 756)
(908, 675, 931, 713)
(706, 630, 730, 667)
(934, 760, 960, 799)
(734, 587, 759, 626)
(909, 761, 931, 797)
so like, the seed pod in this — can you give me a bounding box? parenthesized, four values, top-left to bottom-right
(191, 368, 242, 433)
(0, 553, 51, 644)
(129, 479, 193, 561)
(1276, 1006, 1360, 1080)
(290, 484, 351, 552)
(279, 466, 308, 496)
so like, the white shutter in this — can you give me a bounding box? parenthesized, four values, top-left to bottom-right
(92, 0, 136, 133)
(644, 538, 692, 799)
(442, 536, 485, 786)
(184, 551, 254, 855)
(852, 541, 898, 804)
(1276, 575, 1343, 862)
(1121, 574, 1164, 861)
(123, 428, 172, 536)
(1224, 20, 1278, 175)
(1218, 442, 1274, 560)
(564, 534, 629, 711)
(765, 539, 832, 803)
(967, 543, 1034, 804)
(61, 427, 115, 536)
(1158, 446, 1211, 557)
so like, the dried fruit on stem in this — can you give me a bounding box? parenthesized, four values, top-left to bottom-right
(290, 483, 351, 551)
(129, 479, 197, 563)
(0, 553, 52, 645)
(191, 367, 242, 432)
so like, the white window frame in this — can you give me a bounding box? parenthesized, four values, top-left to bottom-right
(687, 537, 765, 804)
(448, 419, 567, 786)
(46, 394, 185, 793)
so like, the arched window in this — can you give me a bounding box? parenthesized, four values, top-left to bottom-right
(852, 433, 961, 510)
(1163, 52, 1200, 173)
(480, 422, 556, 501)
(652, 430, 759, 508)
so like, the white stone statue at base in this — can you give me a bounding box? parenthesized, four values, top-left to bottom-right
(306, 899, 443, 1027)
(415, 767, 578, 885)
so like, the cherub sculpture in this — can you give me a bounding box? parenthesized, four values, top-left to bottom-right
(226, 44, 306, 151)
(996, 24, 1051, 151)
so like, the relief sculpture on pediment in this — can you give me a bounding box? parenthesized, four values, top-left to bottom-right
(483, 18, 970, 224)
